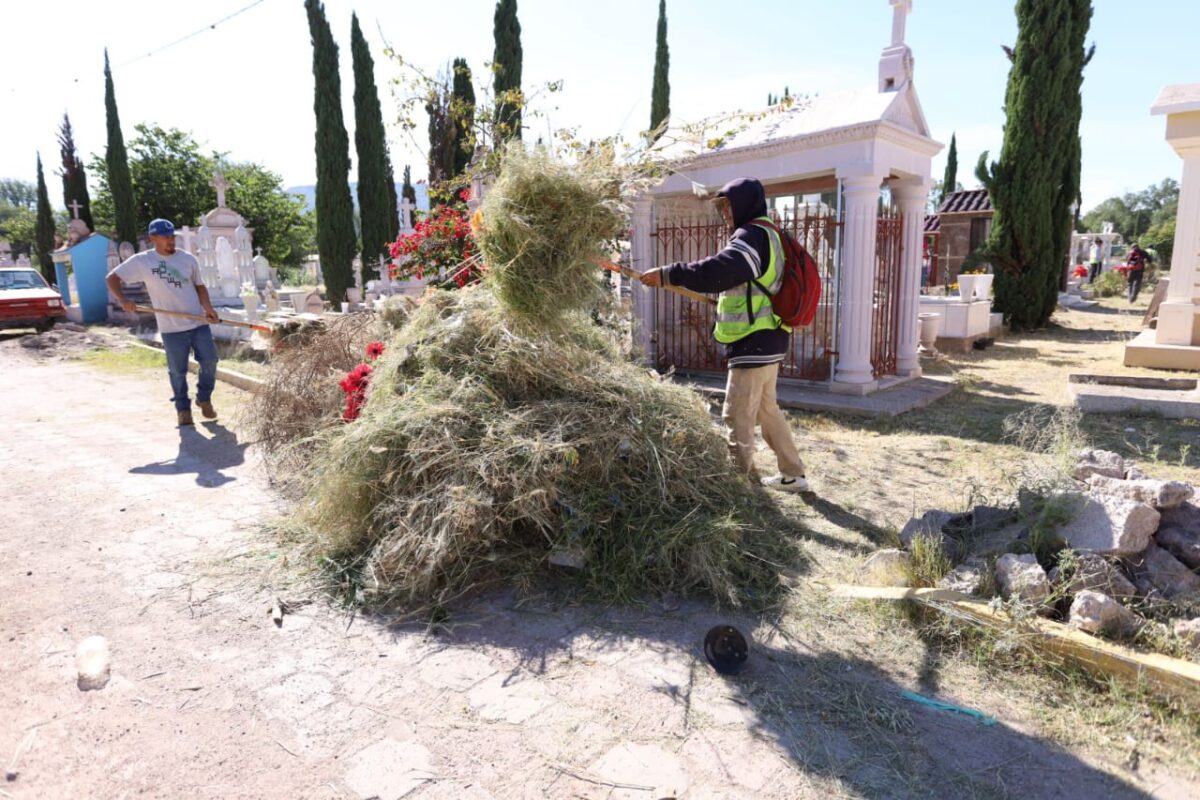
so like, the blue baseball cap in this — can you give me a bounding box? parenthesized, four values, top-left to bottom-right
(148, 218, 175, 236)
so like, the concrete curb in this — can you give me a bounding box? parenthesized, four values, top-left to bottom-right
(130, 341, 265, 394)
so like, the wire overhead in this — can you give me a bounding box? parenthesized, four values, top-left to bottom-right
(114, 0, 267, 69)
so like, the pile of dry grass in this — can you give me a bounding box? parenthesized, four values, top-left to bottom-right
(292, 289, 797, 609)
(241, 313, 385, 480)
(259, 146, 800, 613)
(476, 145, 624, 323)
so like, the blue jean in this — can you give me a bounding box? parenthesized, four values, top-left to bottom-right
(162, 325, 218, 411)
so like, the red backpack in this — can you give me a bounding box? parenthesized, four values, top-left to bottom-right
(751, 218, 822, 329)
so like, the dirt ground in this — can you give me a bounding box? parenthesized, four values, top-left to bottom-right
(1, 299, 1198, 799)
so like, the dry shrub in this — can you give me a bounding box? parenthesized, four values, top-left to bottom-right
(241, 314, 385, 479)
(476, 145, 624, 323)
(290, 288, 799, 611)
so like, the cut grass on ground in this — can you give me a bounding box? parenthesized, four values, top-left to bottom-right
(768, 293, 1200, 779)
(79, 347, 166, 373)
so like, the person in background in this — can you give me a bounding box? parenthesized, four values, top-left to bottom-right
(106, 219, 220, 427)
(1088, 237, 1103, 284)
(1126, 241, 1152, 303)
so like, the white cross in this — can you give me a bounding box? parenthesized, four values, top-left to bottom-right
(210, 171, 229, 208)
(399, 199, 416, 233)
(890, 0, 912, 47)
(68, 199, 83, 220)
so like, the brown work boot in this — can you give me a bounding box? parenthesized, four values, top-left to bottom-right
(177, 409, 194, 427)
(198, 401, 217, 420)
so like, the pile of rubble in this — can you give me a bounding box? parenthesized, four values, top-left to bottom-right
(863, 448, 1200, 651)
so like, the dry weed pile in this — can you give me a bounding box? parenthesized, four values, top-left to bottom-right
(255, 147, 800, 612)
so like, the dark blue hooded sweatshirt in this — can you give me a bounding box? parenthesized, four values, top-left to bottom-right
(664, 178, 789, 368)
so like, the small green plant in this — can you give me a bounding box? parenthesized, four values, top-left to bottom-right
(907, 533, 953, 588)
(1084, 270, 1125, 298)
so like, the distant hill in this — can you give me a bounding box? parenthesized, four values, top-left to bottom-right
(286, 182, 430, 215)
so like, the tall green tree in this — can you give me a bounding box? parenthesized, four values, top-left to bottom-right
(451, 57, 476, 177)
(492, 0, 523, 141)
(425, 73, 456, 190)
(942, 133, 958, 202)
(385, 159, 399, 242)
(350, 13, 393, 277)
(649, 0, 670, 139)
(305, 0, 356, 304)
(103, 50, 138, 245)
(0, 179, 36, 209)
(402, 164, 417, 206)
(58, 114, 94, 229)
(34, 154, 57, 283)
(976, 0, 1093, 330)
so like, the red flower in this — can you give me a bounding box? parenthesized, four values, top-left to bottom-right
(459, 188, 471, 202)
(340, 362, 374, 421)
(366, 341, 385, 359)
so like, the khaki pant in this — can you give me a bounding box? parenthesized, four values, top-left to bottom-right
(722, 363, 805, 479)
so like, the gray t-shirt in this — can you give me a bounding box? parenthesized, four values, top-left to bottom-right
(110, 250, 206, 334)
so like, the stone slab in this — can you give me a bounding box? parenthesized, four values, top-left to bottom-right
(1069, 380, 1200, 420)
(680, 375, 954, 419)
(1123, 328, 1200, 372)
(344, 738, 434, 799)
(589, 743, 688, 800)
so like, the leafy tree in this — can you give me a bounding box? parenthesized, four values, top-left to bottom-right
(305, 0, 356, 305)
(649, 0, 670, 139)
(89, 126, 312, 268)
(451, 57, 476, 177)
(492, 0, 523, 141)
(425, 72, 456, 190)
(1081, 178, 1179, 262)
(0, 179, 36, 210)
(350, 13, 393, 277)
(976, 0, 1093, 330)
(58, 113, 94, 229)
(103, 49, 138, 245)
(0, 203, 37, 254)
(35, 154, 57, 283)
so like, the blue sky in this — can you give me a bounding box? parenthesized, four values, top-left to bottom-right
(2, 0, 1196, 212)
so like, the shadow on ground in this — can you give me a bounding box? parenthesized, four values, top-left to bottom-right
(130, 422, 248, 487)
(370, 591, 1148, 799)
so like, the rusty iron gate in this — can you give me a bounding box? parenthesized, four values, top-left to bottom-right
(871, 209, 904, 378)
(652, 206, 841, 382)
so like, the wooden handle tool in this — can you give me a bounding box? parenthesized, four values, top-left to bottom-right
(593, 258, 716, 306)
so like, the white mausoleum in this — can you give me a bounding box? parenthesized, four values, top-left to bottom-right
(632, 0, 941, 394)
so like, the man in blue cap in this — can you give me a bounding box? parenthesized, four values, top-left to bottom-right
(106, 219, 221, 427)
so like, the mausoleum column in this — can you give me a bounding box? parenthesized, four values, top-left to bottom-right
(834, 172, 885, 392)
(1152, 86, 1200, 347)
(629, 199, 657, 366)
(891, 177, 931, 377)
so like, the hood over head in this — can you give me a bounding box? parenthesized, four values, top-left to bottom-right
(717, 178, 767, 228)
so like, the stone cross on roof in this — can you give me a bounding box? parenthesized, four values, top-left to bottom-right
(68, 199, 83, 220)
(891, 0, 912, 47)
(210, 171, 229, 208)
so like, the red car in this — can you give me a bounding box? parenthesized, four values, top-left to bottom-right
(0, 267, 66, 332)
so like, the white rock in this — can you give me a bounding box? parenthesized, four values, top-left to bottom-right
(1174, 618, 1200, 648)
(1048, 553, 1137, 598)
(1073, 449, 1128, 481)
(1127, 545, 1200, 599)
(995, 554, 1050, 605)
(1155, 525, 1200, 570)
(1087, 475, 1195, 509)
(859, 549, 911, 587)
(1056, 493, 1159, 556)
(938, 559, 987, 595)
(1068, 590, 1144, 637)
(75, 635, 111, 691)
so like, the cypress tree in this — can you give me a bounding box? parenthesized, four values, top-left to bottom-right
(58, 113, 94, 229)
(402, 164, 417, 206)
(451, 58, 476, 178)
(492, 0, 523, 141)
(103, 50, 138, 245)
(976, 0, 1093, 330)
(942, 133, 958, 198)
(34, 154, 57, 284)
(305, 0, 356, 305)
(426, 77, 455, 190)
(350, 13, 392, 277)
(385, 158, 398, 242)
(649, 0, 670, 139)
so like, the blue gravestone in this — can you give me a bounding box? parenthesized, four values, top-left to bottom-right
(54, 234, 113, 323)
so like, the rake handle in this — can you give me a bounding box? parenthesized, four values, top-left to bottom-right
(593, 258, 717, 306)
(133, 304, 274, 334)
